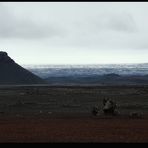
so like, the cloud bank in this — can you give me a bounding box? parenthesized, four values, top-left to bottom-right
(0, 2, 148, 64)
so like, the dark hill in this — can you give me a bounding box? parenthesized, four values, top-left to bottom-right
(0, 51, 46, 85)
(45, 73, 148, 85)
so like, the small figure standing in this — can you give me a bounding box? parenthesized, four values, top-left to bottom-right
(92, 106, 99, 116)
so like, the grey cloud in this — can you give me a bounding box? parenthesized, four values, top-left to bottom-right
(92, 12, 137, 33)
(0, 4, 62, 39)
(108, 13, 136, 32)
(0, 2, 148, 64)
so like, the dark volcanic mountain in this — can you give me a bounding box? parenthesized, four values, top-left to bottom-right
(0, 51, 46, 85)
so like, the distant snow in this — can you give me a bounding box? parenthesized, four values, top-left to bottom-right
(23, 64, 148, 79)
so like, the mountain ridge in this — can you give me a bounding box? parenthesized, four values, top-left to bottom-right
(0, 51, 47, 85)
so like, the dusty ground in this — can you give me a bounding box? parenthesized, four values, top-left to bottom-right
(0, 114, 148, 143)
(0, 85, 147, 143)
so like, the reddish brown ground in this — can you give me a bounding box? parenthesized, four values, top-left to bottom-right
(0, 114, 148, 143)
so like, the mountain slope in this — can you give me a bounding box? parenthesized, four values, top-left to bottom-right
(0, 51, 46, 85)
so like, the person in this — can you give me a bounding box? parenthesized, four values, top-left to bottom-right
(103, 98, 117, 115)
(92, 105, 99, 116)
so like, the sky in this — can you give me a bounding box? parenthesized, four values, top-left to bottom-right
(0, 2, 148, 65)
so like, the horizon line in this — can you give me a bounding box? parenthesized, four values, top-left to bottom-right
(21, 62, 148, 66)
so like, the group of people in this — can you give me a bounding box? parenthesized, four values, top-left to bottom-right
(102, 98, 118, 115)
(92, 98, 144, 118)
(92, 98, 118, 116)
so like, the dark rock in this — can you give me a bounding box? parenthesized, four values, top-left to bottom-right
(0, 51, 14, 63)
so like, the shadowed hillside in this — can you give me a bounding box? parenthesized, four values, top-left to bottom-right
(45, 73, 148, 85)
(0, 51, 47, 85)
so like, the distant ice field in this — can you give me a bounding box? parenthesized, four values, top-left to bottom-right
(23, 64, 148, 79)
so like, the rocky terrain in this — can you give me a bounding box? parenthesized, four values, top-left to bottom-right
(0, 85, 147, 142)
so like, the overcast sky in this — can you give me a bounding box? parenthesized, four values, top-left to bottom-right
(1, 2, 148, 65)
